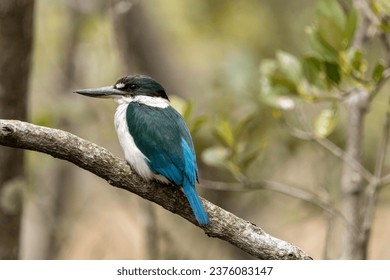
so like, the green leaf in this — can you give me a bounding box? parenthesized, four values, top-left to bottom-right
(376, 0, 390, 16)
(225, 161, 243, 178)
(270, 73, 297, 92)
(183, 101, 193, 122)
(349, 49, 364, 72)
(260, 90, 295, 110)
(372, 63, 385, 83)
(306, 27, 339, 62)
(260, 66, 295, 109)
(317, 13, 345, 50)
(214, 120, 235, 148)
(340, 48, 366, 76)
(276, 51, 302, 83)
(315, 0, 352, 50)
(260, 58, 297, 93)
(240, 146, 263, 170)
(344, 8, 358, 47)
(234, 113, 256, 139)
(314, 106, 338, 138)
(297, 80, 323, 102)
(190, 116, 208, 135)
(316, 0, 346, 29)
(324, 62, 341, 85)
(201, 146, 229, 168)
(302, 56, 322, 84)
(379, 23, 390, 33)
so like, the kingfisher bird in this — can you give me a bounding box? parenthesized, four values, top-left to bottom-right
(74, 75, 209, 225)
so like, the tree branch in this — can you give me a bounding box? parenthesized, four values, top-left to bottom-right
(0, 119, 311, 260)
(201, 179, 357, 236)
(360, 96, 390, 252)
(379, 173, 390, 188)
(338, 0, 372, 258)
(352, 0, 371, 49)
(202, 179, 332, 213)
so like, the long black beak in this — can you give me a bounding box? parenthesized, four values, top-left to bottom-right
(74, 86, 125, 98)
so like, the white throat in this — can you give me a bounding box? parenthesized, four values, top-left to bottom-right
(116, 95, 169, 108)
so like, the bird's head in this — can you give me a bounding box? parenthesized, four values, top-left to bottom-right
(74, 75, 169, 102)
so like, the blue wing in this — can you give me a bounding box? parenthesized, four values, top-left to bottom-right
(126, 103, 196, 185)
(126, 102, 209, 224)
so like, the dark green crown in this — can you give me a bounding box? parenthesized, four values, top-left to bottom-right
(114, 75, 169, 100)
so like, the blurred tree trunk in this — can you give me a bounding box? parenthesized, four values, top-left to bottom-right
(0, 0, 34, 259)
(19, 1, 89, 259)
(340, 89, 368, 259)
(48, 2, 83, 258)
(339, 0, 372, 259)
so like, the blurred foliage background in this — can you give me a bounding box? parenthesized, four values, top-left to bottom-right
(7, 0, 389, 259)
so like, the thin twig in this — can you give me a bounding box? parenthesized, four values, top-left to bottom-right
(202, 178, 330, 210)
(361, 97, 390, 245)
(379, 173, 390, 188)
(295, 103, 373, 182)
(317, 137, 373, 182)
(352, 0, 371, 49)
(201, 178, 358, 237)
(323, 211, 335, 260)
(281, 116, 374, 182)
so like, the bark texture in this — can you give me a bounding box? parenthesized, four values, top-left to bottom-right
(0, 0, 34, 259)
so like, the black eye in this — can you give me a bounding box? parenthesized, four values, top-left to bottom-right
(129, 84, 137, 90)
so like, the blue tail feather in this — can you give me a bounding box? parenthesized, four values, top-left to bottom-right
(183, 180, 209, 225)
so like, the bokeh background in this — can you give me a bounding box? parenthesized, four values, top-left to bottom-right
(1, 0, 390, 259)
